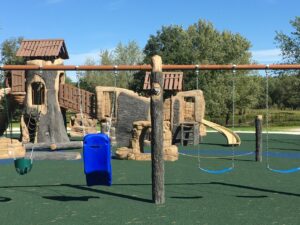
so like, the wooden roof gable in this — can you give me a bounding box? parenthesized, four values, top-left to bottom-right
(143, 72, 183, 91)
(16, 39, 69, 60)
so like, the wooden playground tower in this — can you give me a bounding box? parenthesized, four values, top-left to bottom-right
(4, 39, 95, 148)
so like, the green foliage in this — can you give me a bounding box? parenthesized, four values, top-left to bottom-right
(269, 74, 300, 109)
(79, 41, 144, 92)
(64, 75, 74, 85)
(0, 37, 25, 65)
(270, 17, 300, 110)
(142, 19, 254, 121)
(275, 16, 300, 64)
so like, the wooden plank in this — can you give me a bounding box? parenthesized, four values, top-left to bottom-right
(25, 141, 83, 151)
(169, 73, 174, 90)
(173, 73, 179, 90)
(178, 73, 183, 91)
(143, 72, 150, 90)
(21, 71, 25, 91)
(163, 73, 169, 90)
(25, 151, 81, 160)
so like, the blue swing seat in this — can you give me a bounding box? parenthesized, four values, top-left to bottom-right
(83, 133, 112, 186)
(199, 166, 233, 174)
(267, 166, 300, 174)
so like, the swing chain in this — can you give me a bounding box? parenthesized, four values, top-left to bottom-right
(76, 68, 86, 136)
(195, 65, 199, 90)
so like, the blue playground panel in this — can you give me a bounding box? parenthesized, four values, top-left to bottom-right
(83, 133, 112, 186)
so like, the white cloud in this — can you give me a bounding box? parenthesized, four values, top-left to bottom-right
(251, 48, 282, 63)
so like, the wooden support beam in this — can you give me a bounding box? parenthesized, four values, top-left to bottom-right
(255, 115, 263, 162)
(150, 55, 165, 204)
(25, 151, 81, 160)
(25, 141, 83, 151)
(2, 64, 300, 71)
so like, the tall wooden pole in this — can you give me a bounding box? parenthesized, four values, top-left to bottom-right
(150, 55, 165, 204)
(255, 115, 263, 162)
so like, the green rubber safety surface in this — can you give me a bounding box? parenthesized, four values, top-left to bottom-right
(0, 132, 299, 225)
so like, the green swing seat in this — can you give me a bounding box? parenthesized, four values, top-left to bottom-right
(14, 158, 33, 175)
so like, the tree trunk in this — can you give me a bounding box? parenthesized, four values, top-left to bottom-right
(23, 64, 69, 144)
(225, 113, 230, 126)
(150, 55, 165, 204)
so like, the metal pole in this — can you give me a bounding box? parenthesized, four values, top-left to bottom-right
(1, 64, 300, 71)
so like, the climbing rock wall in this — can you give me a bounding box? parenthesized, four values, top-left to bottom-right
(95, 87, 150, 146)
(69, 113, 98, 137)
(115, 121, 178, 161)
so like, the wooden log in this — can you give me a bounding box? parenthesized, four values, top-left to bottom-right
(25, 151, 81, 160)
(150, 55, 165, 204)
(25, 141, 83, 151)
(255, 115, 263, 162)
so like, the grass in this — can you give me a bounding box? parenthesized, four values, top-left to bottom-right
(0, 132, 300, 224)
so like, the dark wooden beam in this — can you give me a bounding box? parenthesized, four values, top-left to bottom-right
(150, 55, 165, 204)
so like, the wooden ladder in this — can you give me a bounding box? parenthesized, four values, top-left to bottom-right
(180, 122, 199, 146)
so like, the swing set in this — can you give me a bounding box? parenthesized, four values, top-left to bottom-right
(0, 62, 300, 176)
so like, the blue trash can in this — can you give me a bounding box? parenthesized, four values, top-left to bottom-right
(83, 133, 112, 186)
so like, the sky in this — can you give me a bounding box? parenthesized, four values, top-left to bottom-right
(0, 0, 299, 66)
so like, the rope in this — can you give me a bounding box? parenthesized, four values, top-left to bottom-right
(180, 151, 253, 159)
(76, 70, 86, 136)
(195, 66, 199, 90)
(265, 68, 270, 167)
(265, 68, 300, 173)
(106, 69, 118, 137)
(197, 68, 236, 174)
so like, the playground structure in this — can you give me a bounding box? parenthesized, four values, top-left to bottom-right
(1, 39, 300, 205)
(0, 39, 238, 156)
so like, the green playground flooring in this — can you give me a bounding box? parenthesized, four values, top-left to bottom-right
(0, 132, 300, 225)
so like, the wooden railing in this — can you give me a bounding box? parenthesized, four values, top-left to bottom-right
(59, 83, 96, 117)
(143, 72, 183, 91)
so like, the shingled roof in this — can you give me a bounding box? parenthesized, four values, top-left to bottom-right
(16, 39, 69, 60)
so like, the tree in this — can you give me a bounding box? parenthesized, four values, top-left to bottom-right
(142, 19, 255, 124)
(79, 41, 144, 92)
(271, 17, 300, 109)
(0, 37, 25, 65)
(0, 37, 26, 131)
(275, 17, 300, 64)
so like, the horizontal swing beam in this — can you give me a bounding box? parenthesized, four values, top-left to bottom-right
(1, 64, 300, 71)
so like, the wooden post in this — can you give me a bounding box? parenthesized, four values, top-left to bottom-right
(150, 55, 165, 204)
(255, 115, 263, 162)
